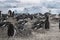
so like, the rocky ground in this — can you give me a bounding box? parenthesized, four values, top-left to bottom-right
(0, 18, 60, 40)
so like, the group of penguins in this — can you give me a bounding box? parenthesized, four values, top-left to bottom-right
(0, 13, 50, 38)
(1, 10, 60, 39)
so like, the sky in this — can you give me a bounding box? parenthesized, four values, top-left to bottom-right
(0, 0, 60, 14)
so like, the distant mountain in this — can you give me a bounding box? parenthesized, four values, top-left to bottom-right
(0, 0, 60, 14)
(12, 6, 48, 14)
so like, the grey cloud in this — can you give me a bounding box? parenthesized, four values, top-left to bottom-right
(0, 0, 60, 14)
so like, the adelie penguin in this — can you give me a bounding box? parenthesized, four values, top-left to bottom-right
(44, 12, 50, 30)
(6, 22, 15, 39)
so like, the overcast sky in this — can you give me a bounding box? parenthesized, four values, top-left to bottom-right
(0, 0, 60, 14)
(0, 0, 58, 4)
(0, 0, 59, 2)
